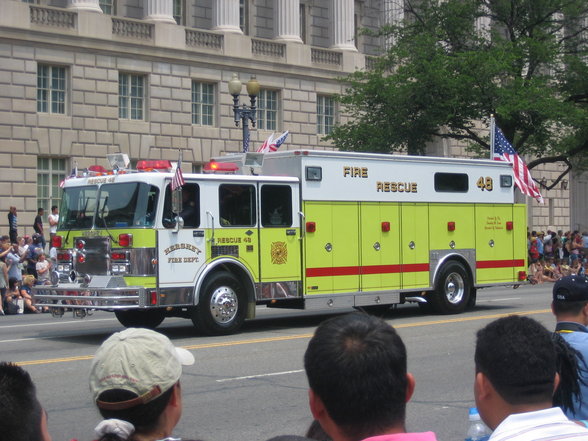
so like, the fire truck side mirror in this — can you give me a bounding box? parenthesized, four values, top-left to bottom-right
(172, 187, 183, 215)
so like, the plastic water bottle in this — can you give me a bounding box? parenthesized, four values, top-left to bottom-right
(465, 407, 490, 441)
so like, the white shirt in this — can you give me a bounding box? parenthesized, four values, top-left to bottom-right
(489, 407, 588, 441)
(48, 213, 59, 234)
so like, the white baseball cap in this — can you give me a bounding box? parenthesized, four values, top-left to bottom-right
(89, 328, 194, 410)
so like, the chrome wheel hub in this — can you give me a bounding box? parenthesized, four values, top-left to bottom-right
(445, 272, 465, 304)
(209, 286, 238, 324)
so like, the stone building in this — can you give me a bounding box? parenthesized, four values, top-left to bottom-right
(0, 0, 579, 235)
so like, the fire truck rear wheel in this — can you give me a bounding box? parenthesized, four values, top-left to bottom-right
(191, 271, 246, 336)
(429, 261, 471, 314)
(114, 309, 166, 329)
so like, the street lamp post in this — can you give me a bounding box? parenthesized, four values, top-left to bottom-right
(228, 73, 260, 152)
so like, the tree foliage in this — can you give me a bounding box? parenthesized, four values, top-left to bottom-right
(327, 0, 588, 181)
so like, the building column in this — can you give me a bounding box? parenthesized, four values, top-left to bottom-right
(212, 0, 242, 34)
(274, 0, 302, 43)
(143, 0, 175, 24)
(330, 0, 357, 51)
(67, 0, 102, 13)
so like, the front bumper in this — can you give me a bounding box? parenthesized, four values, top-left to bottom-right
(32, 283, 148, 310)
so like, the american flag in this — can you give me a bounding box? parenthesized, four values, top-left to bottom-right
(256, 132, 274, 153)
(59, 164, 78, 188)
(171, 153, 185, 190)
(257, 130, 289, 153)
(492, 125, 544, 203)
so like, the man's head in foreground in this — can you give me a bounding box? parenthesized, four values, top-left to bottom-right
(304, 313, 415, 441)
(552, 275, 588, 325)
(0, 362, 52, 441)
(474, 315, 558, 430)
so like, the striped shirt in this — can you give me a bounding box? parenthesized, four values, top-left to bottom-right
(489, 407, 588, 441)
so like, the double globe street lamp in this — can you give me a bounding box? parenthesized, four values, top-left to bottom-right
(228, 73, 260, 152)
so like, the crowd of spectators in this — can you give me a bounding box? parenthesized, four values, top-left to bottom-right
(0, 205, 60, 315)
(528, 230, 588, 284)
(0, 233, 53, 315)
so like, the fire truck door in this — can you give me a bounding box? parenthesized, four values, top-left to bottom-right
(213, 183, 259, 280)
(158, 183, 206, 288)
(475, 204, 515, 283)
(400, 203, 430, 289)
(258, 184, 301, 281)
(360, 202, 401, 291)
(304, 201, 360, 294)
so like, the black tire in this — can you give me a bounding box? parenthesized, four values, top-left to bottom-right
(428, 261, 471, 314)
(191, 271, 246, 336)
(466, 287, 477, 310)
(115, 309, 165, 329)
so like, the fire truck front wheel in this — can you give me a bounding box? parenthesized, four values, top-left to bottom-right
(191, 271, 246, 335)
(115, 309, 166, 329)
(428, 261, 471, 314)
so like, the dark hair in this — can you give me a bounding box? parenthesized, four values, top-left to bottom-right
(8, 277, 19, 291)
(552, 333, 585, 414)
(304, 313, 407, 440)
(475, 315, 556, 405)
(305, 420, 332, 441)
(0, 362, 44, 441)
(96, 386, 174, 441)
(552, 300, 588, 316)
(51, 206, 57, 211)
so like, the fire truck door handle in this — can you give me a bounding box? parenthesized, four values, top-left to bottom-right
(298, 211, 305, 240)
(207, 211, 215, 243)
(325, 243, 333, 252)
(408, 241, 416, 249)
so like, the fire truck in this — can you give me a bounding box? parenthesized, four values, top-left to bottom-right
(34, 150, 527, 335)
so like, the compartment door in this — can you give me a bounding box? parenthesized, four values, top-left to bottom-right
(304, 201, 360, 294)
(475, 204, 515, 283)
(400, 203, 430, 289)
(360, 202, 401, 291)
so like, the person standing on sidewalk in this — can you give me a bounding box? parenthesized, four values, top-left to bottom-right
(33, 208, 45, 251)
(7, 206, 18, 244)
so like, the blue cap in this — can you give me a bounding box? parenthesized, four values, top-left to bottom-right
(553, 275, 588, 302)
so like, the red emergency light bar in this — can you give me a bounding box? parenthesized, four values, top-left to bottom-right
(203, 161, 239, 173)
(88, 165, 108, 175)
(136, 160, 173, 171)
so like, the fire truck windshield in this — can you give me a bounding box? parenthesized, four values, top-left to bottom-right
(59, 183, 159, 229)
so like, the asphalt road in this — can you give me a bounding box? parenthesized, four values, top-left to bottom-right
(0, 283, 556, 441)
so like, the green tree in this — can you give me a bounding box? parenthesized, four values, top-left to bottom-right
(328, 0, 588, 188)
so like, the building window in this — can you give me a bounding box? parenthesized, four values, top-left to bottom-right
(300, 3, 307, 43)
(119, 73, 145, 120)
(192, 81, 215, 126)
(257, 89, 278, 131)
(239, 0, 249, 34)
(38, 157, 67, 218)
(99, 0, 114, 14)
(317, 95, 335, 135)
(37, 65, 66, 114)
(173, 0, 183, 25)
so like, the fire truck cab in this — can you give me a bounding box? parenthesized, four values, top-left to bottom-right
(35, 150, 527, 335)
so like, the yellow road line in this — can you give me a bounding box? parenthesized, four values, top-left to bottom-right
(16, 308, 551, 367)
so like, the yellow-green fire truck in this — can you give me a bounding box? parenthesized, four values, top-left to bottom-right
(34, 150, 527, 335)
